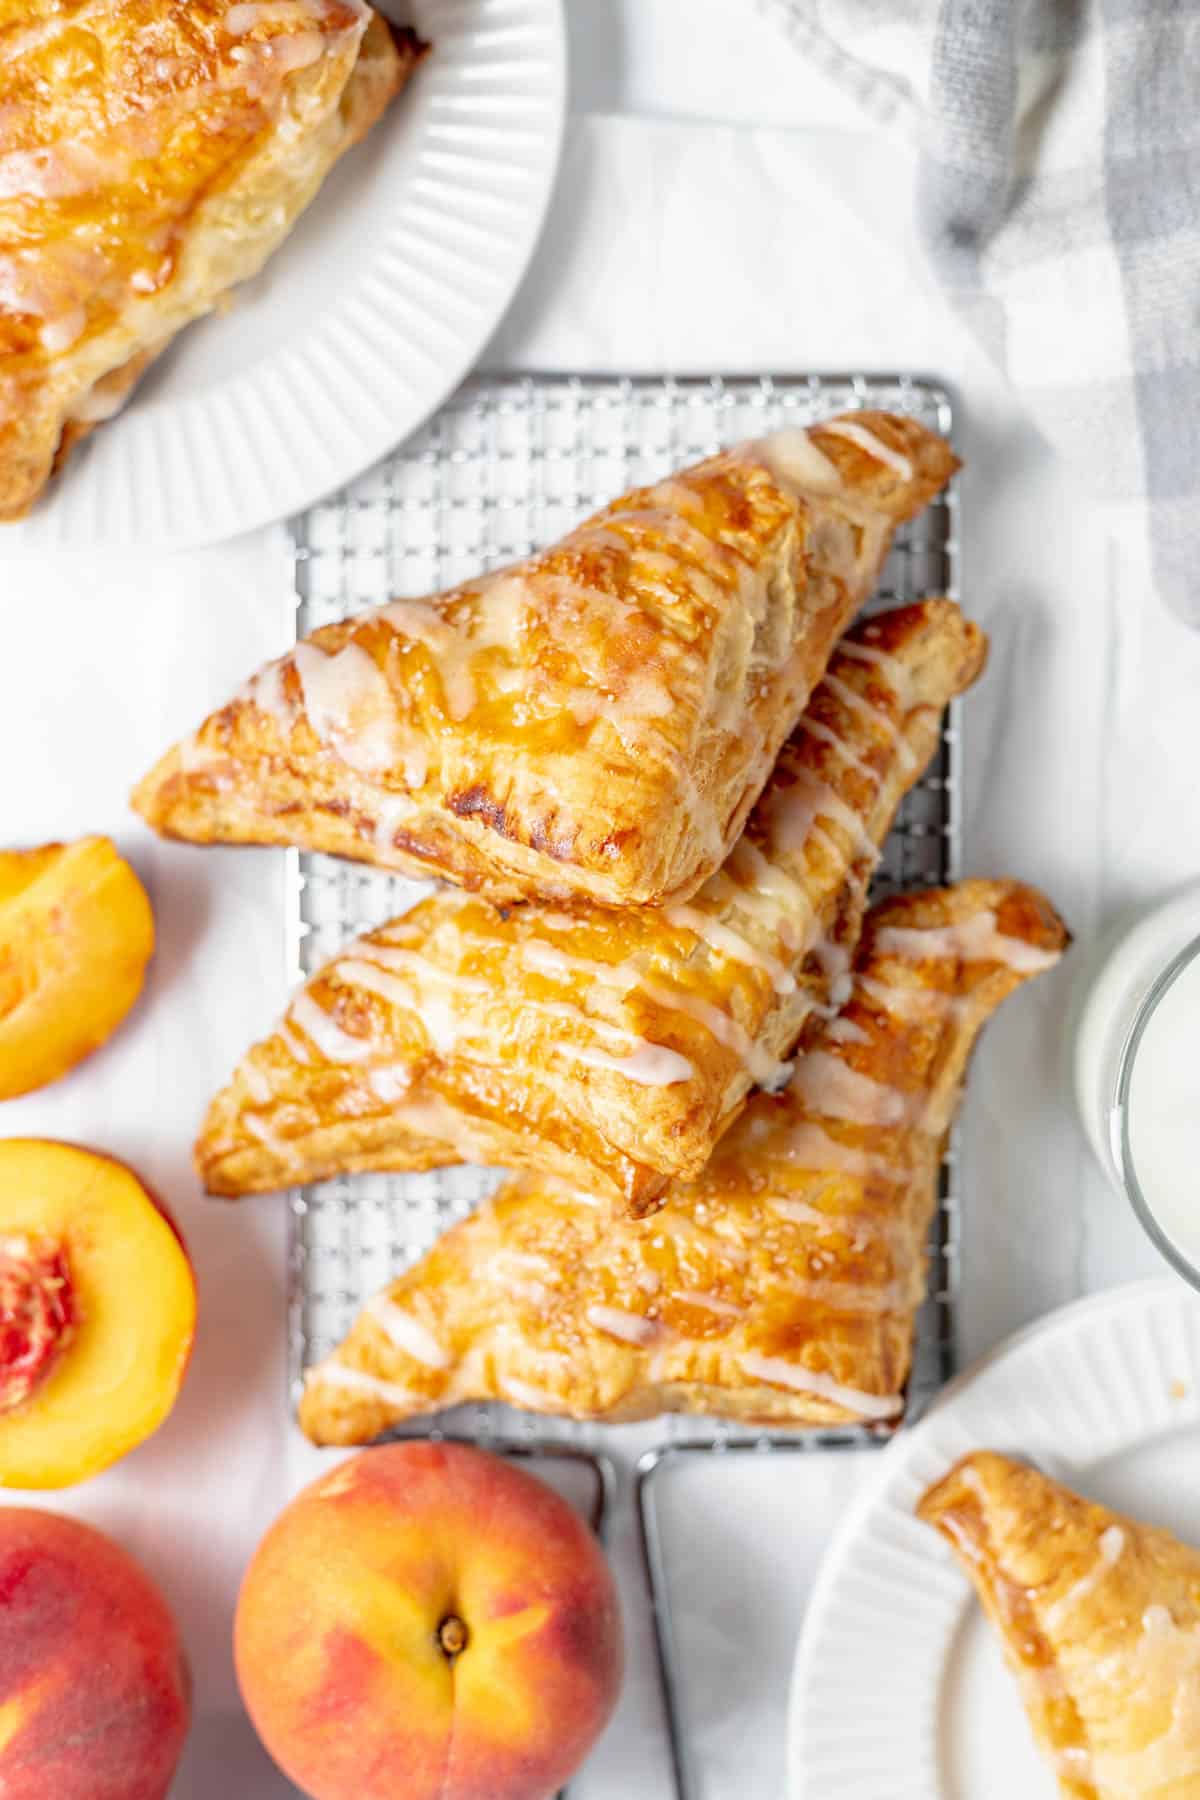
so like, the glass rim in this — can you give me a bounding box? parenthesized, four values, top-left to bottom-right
(1115, 927, 1200, 1294)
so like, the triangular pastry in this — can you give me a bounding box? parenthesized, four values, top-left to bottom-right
(134, 413, 957, 908)
(0, 3, 421, 518)
(920, 1452, 1200, 1798)
(297, 880, 1066, 1441)
(197, 598, 987, 1211)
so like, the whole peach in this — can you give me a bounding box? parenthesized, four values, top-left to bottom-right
(235, 1441, 623, 1800)
(0, 1509, 190, 1799)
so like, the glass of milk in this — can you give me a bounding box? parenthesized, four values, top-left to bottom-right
(1074, 888, 1200, 1285)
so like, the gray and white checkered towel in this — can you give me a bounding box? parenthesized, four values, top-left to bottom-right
(764, 0, 1200, 625)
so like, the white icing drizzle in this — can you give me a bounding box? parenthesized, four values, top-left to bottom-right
(875, 911, 1060, 975)
(1042, 1525, 1126, 1633)
(774, 1122, 901, 1180)
(278, 1021, 312, 1064)
(639, 977, 785, 1088)
(502, 1377, 561, 1412)
(366, 1295, 452, 1370)
(571, 1043, 696, 1087)
(810, 935, 855, 1010)
(820, 418, 915, 481)
(821, 673, 917, 771)
(365, 1066, 412, 1105)
(0, 142, 110, 202)
(837, 637, 913, 705)
(241, 1060, 274, 1104)
(764, 765, 882, 866)
(798, 715, 883, 783)
(287, 991, 373, 1063)
(243, 660, 294, 733)
(225, 0, 350, 31)
(519, 939, 643, 996)
(756, 429, 844, 496)
(672, 1291, 746, 1320)
(373, 794, 412, 854)
(663, 904, 796, 995)
(787, 1051, 913, 1127)
(292, 641, 400, 775)
(309, 1363, 418, 1410)
(722, 841, 816, 943)
(378, 599, 478, 721)
(241, 1111, 287, 1158)
(856, 972, 967, 1022)
(585, 1305, 664, 1347)
(789, 1276, 909, 1314)
(738, 1352, 903, 1419)
(39, 307, 85, 353)
(767, 1194, 887, 1246)
(335, 958, 464, 1056)
(824, 1015, 871, 1046)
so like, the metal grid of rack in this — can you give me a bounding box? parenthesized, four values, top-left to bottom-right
(286, 371, 960, 1799)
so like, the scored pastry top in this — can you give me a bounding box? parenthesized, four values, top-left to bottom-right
(134, 411, 958, 907)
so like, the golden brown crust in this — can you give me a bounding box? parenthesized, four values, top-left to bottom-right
(0, 1, 417, 519)
(920, 1452, 1200, 1799)
(133, 413, 958, 908)
(296, 881, 1066, 1442)
(196, 599, 987, 1208)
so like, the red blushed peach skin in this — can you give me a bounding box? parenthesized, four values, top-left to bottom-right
(235, 1441, 623, 1800)
(0, 836, 154, 1100)
(0, 1140, 196, 1488)
(0, 1508, 190, 1800)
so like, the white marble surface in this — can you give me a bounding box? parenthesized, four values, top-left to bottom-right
(3, 5, 1200, 1796)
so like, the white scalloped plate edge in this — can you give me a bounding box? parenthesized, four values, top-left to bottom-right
(787, 1278, 1200, 1799)
(4, 0, 566, 551)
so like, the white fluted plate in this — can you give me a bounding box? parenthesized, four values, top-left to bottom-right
(5, 0, 565, 551)
(788, 1279, 1200, 1799)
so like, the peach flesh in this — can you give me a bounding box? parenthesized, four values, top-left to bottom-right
(0, 1234, 74, 1413)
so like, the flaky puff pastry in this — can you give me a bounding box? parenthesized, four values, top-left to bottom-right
(0, 1, 422, 518)
(298, 880, 1067, 1441)
(134, 412, 957, 908)
(920, 1453, 1200, 1799)
(197, 598, 987, 1211)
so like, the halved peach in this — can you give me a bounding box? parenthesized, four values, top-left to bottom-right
(0, 1140, 196, 1489)
(0, 836, 154, 1099)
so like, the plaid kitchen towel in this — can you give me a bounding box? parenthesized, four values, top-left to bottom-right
(763, 0, 1200, 626)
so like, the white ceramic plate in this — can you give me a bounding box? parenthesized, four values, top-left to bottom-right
(5, 0, 566, 552)
(788, 1279, 1200, 1799)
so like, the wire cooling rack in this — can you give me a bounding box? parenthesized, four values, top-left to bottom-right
(286, 371, 961, 1800)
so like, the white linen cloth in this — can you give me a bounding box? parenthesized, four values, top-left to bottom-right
(4, 73, 1200, 1800)
(763, 0, 1200, 627)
